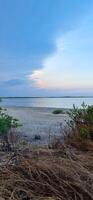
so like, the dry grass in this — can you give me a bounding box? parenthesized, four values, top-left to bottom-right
(63, 126, 93, 151)
(0, 147, 93, 200)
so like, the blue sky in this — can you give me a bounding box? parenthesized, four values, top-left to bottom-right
(0, 0, 93, 96)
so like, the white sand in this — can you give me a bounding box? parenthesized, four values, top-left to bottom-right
(6, 107, 69, 144)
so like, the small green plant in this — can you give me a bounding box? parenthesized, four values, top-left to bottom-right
(53, 109, 63, 114)
(0, 107, 20, 151)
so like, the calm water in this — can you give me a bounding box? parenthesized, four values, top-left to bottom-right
(1, 97, 93, 108)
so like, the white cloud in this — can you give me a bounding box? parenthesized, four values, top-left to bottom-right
(28, 16, 93, 91)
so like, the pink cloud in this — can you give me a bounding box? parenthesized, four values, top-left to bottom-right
(28, 70, 45, 88)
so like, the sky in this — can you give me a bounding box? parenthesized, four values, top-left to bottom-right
(0, 0, 93, 96)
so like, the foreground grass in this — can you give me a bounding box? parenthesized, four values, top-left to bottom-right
(1, 103, 93, 199)
(0, 146, 93, 200)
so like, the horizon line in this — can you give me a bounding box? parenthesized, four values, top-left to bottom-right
(1, 96, 93, 99)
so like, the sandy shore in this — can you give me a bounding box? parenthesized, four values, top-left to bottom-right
(6, 107, 69, 144)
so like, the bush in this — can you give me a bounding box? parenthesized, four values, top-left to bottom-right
(68, 102, 93, 125)
(0, 107, 20, 151)
(53, 109, 63, 114)
(66, 103, 93, 150)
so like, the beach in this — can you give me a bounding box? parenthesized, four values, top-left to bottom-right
(6, 107, 69, 144)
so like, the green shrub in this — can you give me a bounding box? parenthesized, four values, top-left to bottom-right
(67, 102, 93, 147)
(53, 109, 63, 114)
(84, 105, 93, 124)
(0, 107, 20, 151)
(68, 102, 93, 125)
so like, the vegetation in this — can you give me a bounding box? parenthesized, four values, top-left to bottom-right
(1, 103, 93, 199)
(0, 147, 93, 200)
(0, 107, 20, 151)
(68, 102, 93, 125)
(53, 108, 63, 114)
(65, 102, 93, 150)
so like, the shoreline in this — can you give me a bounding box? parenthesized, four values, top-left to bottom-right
(2, 105, 71, 110)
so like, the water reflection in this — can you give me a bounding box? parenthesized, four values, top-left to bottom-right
(1, 97, 93, 108)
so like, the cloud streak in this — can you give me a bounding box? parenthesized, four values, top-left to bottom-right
(3, 79, 26, 87)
